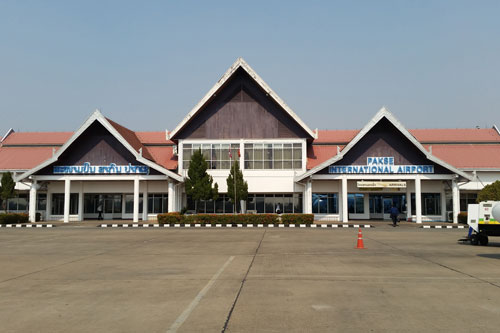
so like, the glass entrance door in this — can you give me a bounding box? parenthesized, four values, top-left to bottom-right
(369, 194, 406, 220)
(103, 194, 122, 219)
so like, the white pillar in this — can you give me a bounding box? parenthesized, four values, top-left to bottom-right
(415, 176, 422, 223)
(133, 177, 140, 222)
(142, 181, 148, 221)
(78, 181, 84, 222)
(452, 179, 459, 224)
(46, 187, 52, 222)
(441, 183, 447, 222)
(168, 180, 175, 212)
(29, 180, 37, 223)
(342, 176, 348, 223)
(406, 181, 412, 222)
(64, 178, 71, 223)
(304, 180, 312, 214)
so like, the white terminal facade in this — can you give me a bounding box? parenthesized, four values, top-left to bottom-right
(1, 58, 499, 223)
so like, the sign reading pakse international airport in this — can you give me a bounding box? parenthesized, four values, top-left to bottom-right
(53, 162, 149, 174)
(329, 157, 434, 174)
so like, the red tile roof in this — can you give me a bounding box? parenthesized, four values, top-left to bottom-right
(410, 128, 500, 143)
(0, 147, 56, 170)
(307, 145, 343, 169)
(1, 132, 73, 146)
(315, 130, 359, 144)
(106, 118, 154, 161)
(426, 144, 500, 169)
(135, 131, 174, 145)
(147, 146, 178, 170)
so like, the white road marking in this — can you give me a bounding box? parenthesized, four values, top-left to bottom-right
(166, 256, 235, 333)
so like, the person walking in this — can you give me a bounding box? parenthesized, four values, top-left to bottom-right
(390, 204, 400, 227)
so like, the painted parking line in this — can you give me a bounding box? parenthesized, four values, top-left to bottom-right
(166, 256, 235, 333)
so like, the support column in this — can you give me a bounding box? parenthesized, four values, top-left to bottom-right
(46, 188, 52, 222)
(78, 181, 84, 222)
(168, 180, 175, 212)
(64, 178, 71, 223)
(29, 180, 37, 223)
(304, 180, 312, 214)
(452, 179, 460, 224)
(441, 183, 447, 222)
(133, 177, 140, 223)
(342, 176, 348, 223)
(415, 176, 422, 224)
(142, 181, 148, 221)
(406, 181, 412, 222)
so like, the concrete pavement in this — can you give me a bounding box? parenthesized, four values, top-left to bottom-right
(0, 228, 499, 332)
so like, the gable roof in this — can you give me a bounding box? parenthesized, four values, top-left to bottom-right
(168, 57, 316, 140)
(16, 110, 183, 182)
(297, 107, 472, 181)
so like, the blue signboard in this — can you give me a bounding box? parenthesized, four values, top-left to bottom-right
(328, 157, 434, 174)
(53, 162, 149, 175)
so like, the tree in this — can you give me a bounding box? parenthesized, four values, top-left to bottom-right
(184, 149, 218, 213)
(226, 160, 248, 213)
(477, 180, 500, 203)
(1, 172, 16, 213)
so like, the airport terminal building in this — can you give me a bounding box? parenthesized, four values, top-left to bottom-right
(1, 58, 499, 223)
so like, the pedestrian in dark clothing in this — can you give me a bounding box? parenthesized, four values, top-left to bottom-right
(390, 205, 399, 227)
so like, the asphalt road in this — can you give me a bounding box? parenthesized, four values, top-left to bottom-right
(0, 227, 499, 332)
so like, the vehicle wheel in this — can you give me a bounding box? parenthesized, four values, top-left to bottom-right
(479, 235, 489, 246)
(470, 234, 479, 245)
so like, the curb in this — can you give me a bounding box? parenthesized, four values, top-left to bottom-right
(0, 224, 54, 228)
(98, 223, 373, 229)
(421, 225, 466, 229)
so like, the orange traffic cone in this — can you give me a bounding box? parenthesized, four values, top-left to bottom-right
(356, 228, 365, 249)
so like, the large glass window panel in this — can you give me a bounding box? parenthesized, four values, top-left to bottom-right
(256, 195, 265, 213)
(37, 193, 47, 211)
(283, 194, 293, 213)
(264, 195, 274, 213)
(294, 193, 303, 213)
(328, 193, 338, 214)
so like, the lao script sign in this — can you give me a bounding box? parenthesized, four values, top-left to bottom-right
(54, 162, 149, 175)
(329, 157, 434, 174)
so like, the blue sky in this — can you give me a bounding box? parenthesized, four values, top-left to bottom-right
(1, 0, 499, 136)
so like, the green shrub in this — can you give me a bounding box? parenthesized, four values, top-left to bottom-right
(180, 214, 279, 225)
(457, 212, 468, 224)
(157, 212, 184, 224)
(0, 213, 29, 224)
(281, 214, 314, 225)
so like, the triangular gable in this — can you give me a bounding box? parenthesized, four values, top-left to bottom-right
(169, 57, 316, 140)
(16, 110, 183, 182)
(296, 107, 472, 181)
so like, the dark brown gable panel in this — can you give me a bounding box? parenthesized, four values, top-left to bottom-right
(317, 118, 452, 174)
(175, 68, 310, 140)
(35, 122, 160, 175)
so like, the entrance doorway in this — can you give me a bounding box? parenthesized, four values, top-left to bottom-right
(84, 194, 123, 220)
(369, 194, 406, 220)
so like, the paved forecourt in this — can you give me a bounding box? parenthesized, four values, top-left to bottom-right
(0, 227, 500, 332)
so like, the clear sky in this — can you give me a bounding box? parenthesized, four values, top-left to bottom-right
(1, 0, 499, 137)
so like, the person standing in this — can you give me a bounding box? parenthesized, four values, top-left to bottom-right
(390, 204, 400, 227)
(97, 202, 103, 220)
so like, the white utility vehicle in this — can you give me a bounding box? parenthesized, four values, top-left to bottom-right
(467, 201, 500, 246)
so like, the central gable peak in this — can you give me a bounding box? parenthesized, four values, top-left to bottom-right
(169, 58, 316, 140)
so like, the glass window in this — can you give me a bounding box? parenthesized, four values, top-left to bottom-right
(52, 193, 78, 215)
(183, 143, 239, 169)
(411, 193, 441, 215)
(348, 193, 364, 214)
(37, 193, 47, 211)
(124, 194, 143, 214)
(460, 192, 478, 212)
(312, 193, 338, 214)
(244, 143, 302, 169)
(147, 193, 168, 214)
